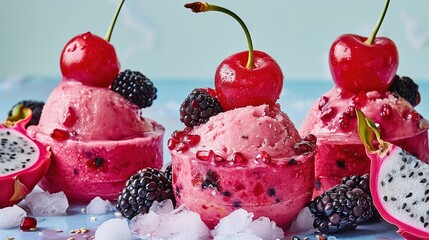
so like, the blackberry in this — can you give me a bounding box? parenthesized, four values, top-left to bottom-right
(116, 168, 175, 219)
(111, 69, 157, 108)
(388, 75, 420, 107)
(308, 184, 374, 234)
(8, 100, 45, 127)
(180, 88, 223, 127)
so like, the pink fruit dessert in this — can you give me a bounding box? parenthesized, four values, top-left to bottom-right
(169, 2, 316, 229)
(0, 106, 51, 208)
(357, 110, 429, 240)
(300, 0, 429, 197)
(27, 1, 164, 203)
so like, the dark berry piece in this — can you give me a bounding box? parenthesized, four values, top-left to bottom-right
(162, 162, 172, 183)
(308, 183, 374, 234)
(342, 174, 380, 220)
(116, 168, 175, 219)
(180, 88, 223, 127)
(388, 75, 420, 107)
(8, 100, 45, 127)
(111, 69, 157, 108)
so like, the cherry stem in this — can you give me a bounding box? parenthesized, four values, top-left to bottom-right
(105, 0, 125, 42)
(185, 2, 255, 69)
(365, 0, 390, 45)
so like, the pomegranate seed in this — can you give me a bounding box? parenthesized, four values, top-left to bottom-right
(182, 134, 200, 147)
(318, 96, 329, 110)
(20, 217, 37, 231)
(196, 150, 212, 161)
(171, 130, 186, 141)
(167, 138, 177, 150)
(403, 110, 420, 121)
(51, 128, 69, 140)
(176, 142, 189, 152)
(346, 106, 357, 118)
(62, 107, 77, 127)
(339, 112, 351, 129)
(255, 151, 271, 164)
(380, 104, 392, 119)
(320, 107, 336, 121)
(352, 92, 367, 106)
(303, 134, 317, 144)
(228, 152, 247, 165)
(212, 153, 225, 163)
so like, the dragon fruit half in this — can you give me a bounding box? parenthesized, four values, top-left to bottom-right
(357, 109, 429, 239)
(0, 106, 51, 208)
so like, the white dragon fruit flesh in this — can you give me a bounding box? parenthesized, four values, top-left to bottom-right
(357, 109, 429, 240)
(0, 106, 51, 208)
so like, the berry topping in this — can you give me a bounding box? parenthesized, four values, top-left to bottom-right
(116, 168, 175, 220)
(180, 88, 223, 127)
(308, 183, 374, 234)
(8, 100, 44, 127)
(388, 75, 420, 107)
(111, 70, 157, 108)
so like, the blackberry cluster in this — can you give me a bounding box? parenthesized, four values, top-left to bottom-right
(111, 69, 157, 108)
(180, 88, 223, 127)
(116, 168, 175, 219)
(308, 183, 374, 234)
(8, 100, 45, 127)
(388, 75, 420, 107)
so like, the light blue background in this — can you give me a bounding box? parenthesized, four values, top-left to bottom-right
(0, 0, 429, 81)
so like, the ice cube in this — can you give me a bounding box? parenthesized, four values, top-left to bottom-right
(248, 217, 284, 240)
(25, 191, 69, 216)
(288, 207, 314, 233)
(0, 205, 27, 229)
(86, 197, 112, 215)
(211, 209, 253, 236)
(94, 218, 132, 240)
(149, 199, 175, 215)
(130, 204, 210, 240)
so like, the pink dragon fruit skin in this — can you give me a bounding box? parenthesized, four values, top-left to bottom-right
(357, 110, 429, 239)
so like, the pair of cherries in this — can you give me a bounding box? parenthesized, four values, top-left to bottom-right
(59, 1, 283, 111)
(61, 0, 397, 110)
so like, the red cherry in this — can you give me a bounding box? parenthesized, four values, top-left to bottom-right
(60, 0, 126, 87)
(60, 32, 120, 87)
(185, 2, 283, 111)
(329, 0, 398, 93)
(329, 34, 398, 93)
(215, 50, 283, 110)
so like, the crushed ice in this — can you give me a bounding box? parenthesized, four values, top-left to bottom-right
(288, 207, 314, 233)
(86, 196, 113, 215)
(95, 218, 132, 240)
(127, 201, 284, 240)
(25, 191, 69, 216)
(212, 209, 284, 240)
(0, 205, 27, 229)
(129, 200, 210, 240)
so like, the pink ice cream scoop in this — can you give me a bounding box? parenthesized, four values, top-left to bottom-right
(28, 81, 164, 203)
(169, 104, 316, 229)
(300, 87, 429, 197)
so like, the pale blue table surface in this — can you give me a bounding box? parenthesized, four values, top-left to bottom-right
(1, 77, 428, 239)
